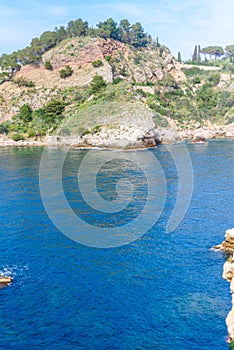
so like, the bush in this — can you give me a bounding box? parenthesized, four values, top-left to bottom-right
(92, 60, 103, 68)
(10, 133, 25, 141)
(0, 120, 11, 134)
(208, 72, 220, 86)
(14, 76, 35, 87)
(44, 61, 53, 70)
(105, 56, 112, 63)
(59, 65, 73, 79)
(119, 66, 127, 76)
(193, 76, 201, 84)
(89, 75, 107, 93)
(113, 77, 123, 85)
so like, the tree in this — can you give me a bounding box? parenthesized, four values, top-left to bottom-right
(96, 18, 119, 40)
(198, 45, 201, 63)
(90, 75, 107, 93)
(192, 45, 198, 62)
(156, 36, 160, 47)
(39, 31, 57, 50)
(66, 18, 89, 37)
(44, 99, 65, 123)
(130, 22, 148, 47)
(177, 51, 182, 63)
(55, 26, 67, 43)
(201, 46, 224, 60)
(19, 104, 33, 123)
(119, 19, 131, 43)
(225, 45, 234, 60)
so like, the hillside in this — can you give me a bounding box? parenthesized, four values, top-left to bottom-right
(1, 28, 234, 147)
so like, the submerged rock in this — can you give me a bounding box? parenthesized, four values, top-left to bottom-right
(0, 276, 13, 289)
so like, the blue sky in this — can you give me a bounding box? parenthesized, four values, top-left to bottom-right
(0, 0, 234, 59)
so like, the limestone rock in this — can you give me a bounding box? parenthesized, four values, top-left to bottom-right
(0, 276, 13, 288)
(213, 228, 234, 252)
(226, 308, 234, 341)
(218, 229, 234, 342)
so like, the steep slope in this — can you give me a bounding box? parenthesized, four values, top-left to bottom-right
(1, 35, 234, 147)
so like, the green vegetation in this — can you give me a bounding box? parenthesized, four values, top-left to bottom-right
(89, 75, 107, 93)
(1, 17, 234, 143)
(13, 76, 35, 87)
(3, 99, 66, 139)
(92, 60, 103, 68)
(44, 61, 53, 70)
(59, 65, 73, 79)
(0, 17, 151, 71)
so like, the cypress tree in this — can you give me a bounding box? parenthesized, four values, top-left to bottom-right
(177, 51, 182, 63)
(192, 45, 198, 62)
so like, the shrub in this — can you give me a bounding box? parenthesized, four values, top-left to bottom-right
(0, 121, 11, 134)
(113, 77, 123, 85)
(208, 72, 220, 86)
(59, 65, 73, 79)
(0, 94, 5, 104)
(92, 60, 103, 68)
(119, 66, 127, 76)
(10, 133, 25, 141)
(105, 55, 112, 63)
(89, 75, 107, 93)
(14, 76, 35, 87)
(44, 61, 53, 70)
(193, 76, 201, 84)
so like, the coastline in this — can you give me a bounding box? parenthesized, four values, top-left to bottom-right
(0, 133, 234, 150)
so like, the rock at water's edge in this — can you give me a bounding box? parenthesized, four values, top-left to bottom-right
(0, 276, 13, 289)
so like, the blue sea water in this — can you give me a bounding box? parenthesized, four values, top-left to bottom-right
(0, 141, 234, 349)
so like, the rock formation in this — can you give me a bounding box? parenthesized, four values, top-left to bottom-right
(213, 228, 234, 253)
(223, 256, 234, 343)
(0, 276, 13, 289)
(213, 229, 234, 343)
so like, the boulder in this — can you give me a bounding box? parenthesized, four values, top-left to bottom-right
(0, 276, 13, 288)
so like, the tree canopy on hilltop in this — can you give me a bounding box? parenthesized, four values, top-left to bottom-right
(0, 18, 152, 71)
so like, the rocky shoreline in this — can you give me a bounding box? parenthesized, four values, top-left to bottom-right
(47, 123, 234, 148)
(1, 123, 234, 149)
(0, 135, 46, 148)
(213, 229, 234, 344)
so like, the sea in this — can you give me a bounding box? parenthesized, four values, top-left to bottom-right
(0, 140, 234, 350)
